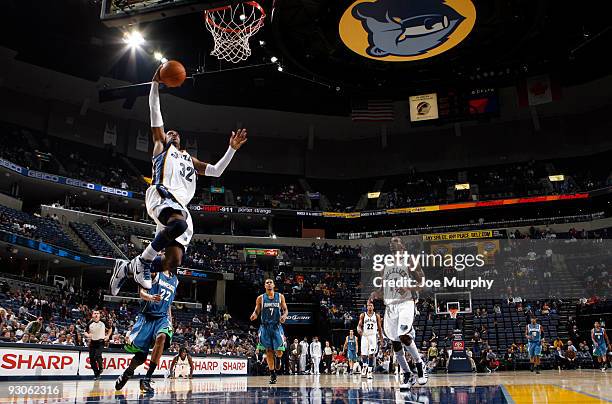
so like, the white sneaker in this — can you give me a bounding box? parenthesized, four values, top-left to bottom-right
(110, 259, 129, 296)
(415, 362, 428, 385)
(132, 256, 152, 290)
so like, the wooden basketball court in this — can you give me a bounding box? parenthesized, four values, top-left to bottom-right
(1, 370, 609, 403)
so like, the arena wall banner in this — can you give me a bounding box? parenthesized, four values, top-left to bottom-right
(283, 312, 314, 325)
(422, 229, 507, 241)
(0, 345, 247, 378)
(0, 158, 135, 198)
(0, 347, 81, 377)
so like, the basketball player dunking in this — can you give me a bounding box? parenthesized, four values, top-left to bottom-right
(110, 66, 247, 295)
(592, 321, 610, 372)
(357, 300, 383, 379)
(250, 279, 288, 384)
(525, 316, 543, 374)
(370, 237, 427, 390)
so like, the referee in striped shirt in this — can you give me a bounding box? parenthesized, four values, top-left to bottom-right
(84, 310, 111, 379)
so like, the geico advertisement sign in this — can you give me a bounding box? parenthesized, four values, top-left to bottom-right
(0, 348, 80, 376)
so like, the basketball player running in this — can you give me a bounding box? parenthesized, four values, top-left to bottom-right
(592, 321, 610, 372)
(357, 300, 383, 379)
(370, 237, 427, 390)
(250, 279, 288, 384)
(110, 66, 247, 296)
(115, 268, 178, 394)
(169, 347, 193, 378)
(525, 316, 543, 374)
(344, 330, 359, 374)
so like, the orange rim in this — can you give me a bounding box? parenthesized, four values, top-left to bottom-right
(204, 1, 266, 34)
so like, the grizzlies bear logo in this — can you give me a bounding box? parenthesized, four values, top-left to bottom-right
(339, 0, 476, 62)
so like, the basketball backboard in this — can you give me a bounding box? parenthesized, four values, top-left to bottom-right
(100, 0, 241, 26)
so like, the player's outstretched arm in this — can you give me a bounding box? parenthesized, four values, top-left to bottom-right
(188, 355, 194, 378)
(150, 67, 167, 156)
(279, 293, 288, 324)
(250, 295, 262, 321)
(192, 129, 247, 177)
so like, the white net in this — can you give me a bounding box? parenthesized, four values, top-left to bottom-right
(204, 1, 266, 63)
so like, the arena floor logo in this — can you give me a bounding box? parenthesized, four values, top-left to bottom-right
(339, 0, 476, 61)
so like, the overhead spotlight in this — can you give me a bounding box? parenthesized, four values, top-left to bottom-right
(154, 52, 164, 61)
(160, 57, 168, 64)
(239, 13, 246, 21)
(123, 30, 145, 48)
(277, 65, 283, 72)
(259, 40, 266, 46)
(270, 56, 278, 63)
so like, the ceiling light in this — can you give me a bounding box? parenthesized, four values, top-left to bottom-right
(123, 30, 145, 48)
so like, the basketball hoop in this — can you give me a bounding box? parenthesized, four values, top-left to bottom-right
(204, 1, 266, 63)
(449, 308, 459, 319)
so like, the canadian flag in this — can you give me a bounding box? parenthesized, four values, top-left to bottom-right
(517, 75, 562, 106)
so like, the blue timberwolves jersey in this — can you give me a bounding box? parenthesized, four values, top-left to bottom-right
(593, 327, 606, 345)
(142, 272, 178, 318)
(347, 336, 356, 352)
(528, 324, 541, 343)
(261, 292, 281, 325)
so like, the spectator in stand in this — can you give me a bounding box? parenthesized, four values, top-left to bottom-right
(485, 349, 499, 373)
(24, 317, 44, 341)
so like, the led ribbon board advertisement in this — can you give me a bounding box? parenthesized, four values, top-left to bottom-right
(339, 0, 476, 61)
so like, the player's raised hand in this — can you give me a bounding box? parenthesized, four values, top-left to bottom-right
(230, 129, 248, 150)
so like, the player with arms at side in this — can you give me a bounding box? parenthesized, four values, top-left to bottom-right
(169, 347, 194, 378)
(370, 237, 427, 390)
(592, 321, 611, 372)
(343, 330, 359, 374)
(110, 66, 247, 295)
(357, 300, 384, 379)
(250, 279, 288, 384)
(115, 268, 178, 394)
(525, 316, 543, 374)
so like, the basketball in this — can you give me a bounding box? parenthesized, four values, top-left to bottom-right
(159, 60, 186, 87)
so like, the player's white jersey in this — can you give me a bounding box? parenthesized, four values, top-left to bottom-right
(383, 262, 414, 305)
(174, 355, 190, 377)
(152, 143, 196, 207)
(363, 312, 378, 337)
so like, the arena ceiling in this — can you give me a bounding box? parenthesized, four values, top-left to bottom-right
(2, 0, 610, 115)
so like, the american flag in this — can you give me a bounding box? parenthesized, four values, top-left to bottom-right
(351, 99, 394, 122)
